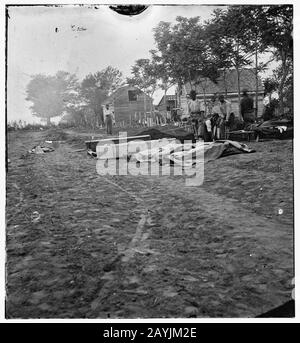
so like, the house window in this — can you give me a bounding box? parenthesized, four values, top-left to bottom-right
(128, 90, 138, 102)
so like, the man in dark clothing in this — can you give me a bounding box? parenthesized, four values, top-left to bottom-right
(104, 103, 114, 135)
(215, 95, 231, 140)
(240, 89, 255, 123)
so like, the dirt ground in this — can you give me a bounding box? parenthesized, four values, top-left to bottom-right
(6, 128, 294, 318)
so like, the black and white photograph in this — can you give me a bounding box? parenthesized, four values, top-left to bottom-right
(4, 2, 295, 320)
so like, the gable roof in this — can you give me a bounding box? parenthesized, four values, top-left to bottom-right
(157, 94, 176, 107)
(185, 68, 264, 95)
(102, 85, 151, 105)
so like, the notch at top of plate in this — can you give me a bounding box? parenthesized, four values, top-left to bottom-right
(109, 5, 148, 16)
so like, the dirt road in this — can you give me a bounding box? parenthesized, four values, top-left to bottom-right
(6, 129, 294, 318)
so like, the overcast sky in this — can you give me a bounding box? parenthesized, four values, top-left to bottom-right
(7, 5, 222, 123)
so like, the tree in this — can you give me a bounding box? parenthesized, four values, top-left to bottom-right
(264, 77, 278, 96)
(152, 16, 219, 111)
(183, 20, 220, 111)
(226, 6, 272, 116)
(205, 14, 233, 96)
(80, 75, 106, 126)
(80, 66, 124, 125)
(127, 58, 158, 113)
(26, 71, 79, 125)
(207, 5, 293, 116)
(150, 50, 175, 112)
(206, 8, 254, 117)
(95, 66, 124, 95)
(152, 17, 202, 86)
(260, 5, 293, 114)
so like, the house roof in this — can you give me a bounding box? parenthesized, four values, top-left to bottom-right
(157, 94, 176, 107)
(184, 68, 264, 96)
(102, 85, 151, 105)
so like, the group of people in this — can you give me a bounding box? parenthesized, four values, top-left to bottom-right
(187, 90, 232, 141)
(103, 89, 255, 137)
(187, 89, 255, 141)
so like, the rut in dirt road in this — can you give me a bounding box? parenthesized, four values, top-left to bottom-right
(99, 175, 156, 262)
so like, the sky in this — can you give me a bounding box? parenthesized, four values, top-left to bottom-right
(7, 4, 221, 123)
(7, 4, 276, 124)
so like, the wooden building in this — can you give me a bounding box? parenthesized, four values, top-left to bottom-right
(157, 94, 177, 112)
(180, 68, 265, 117)
(103, 85, 153, 124)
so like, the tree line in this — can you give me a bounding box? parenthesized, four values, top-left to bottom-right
(25, 5, 293, 126)
(25, 67, 123, 127)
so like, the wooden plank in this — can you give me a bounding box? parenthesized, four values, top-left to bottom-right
(85, 135, 151, 144)
(85, 135, 152, 151)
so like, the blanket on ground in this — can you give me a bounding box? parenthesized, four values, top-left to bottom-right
(137, 127, 195, 143)
(251, 118, 293, 140)
(130, 140, 255, 167)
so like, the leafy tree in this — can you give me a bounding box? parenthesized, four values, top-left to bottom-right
(26, 71, 79, 125)
(229, 5, 293, 116)
(267, 62, 293, 114)
(127, 58, 158, 113)
(95, 66, 124, 95)
(206, 8, 254, 117)
(150, 50, 175, 111)
(228, 6, 273, 116)
(264, 77, 279, 96)
(260, 5, 293, 113)
(152, 20, 184, 88)
(205, 14, 233, 96)
(152, 16, 219, 110)
(207, 5, 292, 116)
(61, 108, 85, 127)
(79, 76, 106, 126)
(80, 66, 124, 125)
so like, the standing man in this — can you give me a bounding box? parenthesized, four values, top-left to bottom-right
(207, 94, 220, 141)
(187, 90, 206, 140)
(240, 89, 255, 124)
(217, 94, 231, 139)
(103, 103, 114, 135)
(188, 90, 201, 139)
(262, 93, 274, 121)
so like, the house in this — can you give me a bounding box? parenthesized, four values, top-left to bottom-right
(103, 85, 153, 124)
(157, 94, 177, 112)
(180, 68, 265, 117)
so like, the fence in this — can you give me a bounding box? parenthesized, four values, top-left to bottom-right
(113, 109, 196, 133)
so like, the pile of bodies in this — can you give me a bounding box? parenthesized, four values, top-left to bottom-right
(128, 139, 255, 167)
(251, 117, 293, 140)
(95, 132, 255, 169)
